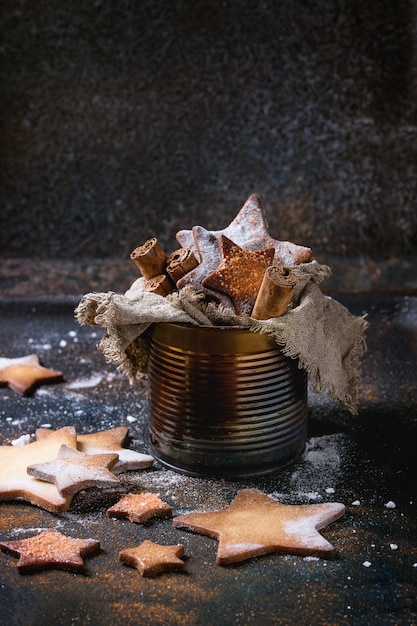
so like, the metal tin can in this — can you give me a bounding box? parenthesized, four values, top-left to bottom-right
(146, 323, 308, 477)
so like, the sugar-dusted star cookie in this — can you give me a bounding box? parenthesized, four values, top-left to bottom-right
(0, 529, 100, 574)
(173, 488, 345, 565)
(176, 195, 312, 295)
(0, 426, 77, 512)
(202, 235, 275, 314)
(27, 445, 120, 496)
(36, 426, 153, 474)
(119, 540, 185, 577)
(107, 492, 172, 523)
(0, 354, 63, 395)
(226, 194, 312, 265)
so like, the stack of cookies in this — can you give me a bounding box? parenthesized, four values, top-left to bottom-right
(130, 194, 312, 318)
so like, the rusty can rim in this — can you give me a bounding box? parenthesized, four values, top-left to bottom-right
(147, 322, 279, 354)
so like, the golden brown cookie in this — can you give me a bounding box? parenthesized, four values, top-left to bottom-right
(119, 540, 185, 577)
(35, 426, 153, 474)
(107, 492, 172, 523)
(176, 194, 312, 291)
(202, 235, 275, 314)
(27, 445, 120, 496)
(0, 426, 77, 512)
(0, 529, 100, 574)
(0, 354, 63, 395)
(173, 488, 345, 565)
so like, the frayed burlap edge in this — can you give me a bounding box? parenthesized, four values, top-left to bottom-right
(248, 282, 368, 414)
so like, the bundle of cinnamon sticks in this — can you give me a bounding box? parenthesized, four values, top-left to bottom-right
(131, 239, 199, 297)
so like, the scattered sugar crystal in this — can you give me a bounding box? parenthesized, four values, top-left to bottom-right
(13, 526, 50, 535)
(42, 343, 52, 350)
(385, 501, 396, 509)
(59, 340, 67, 347)
(40, 423, 52, 428)
(67, 375, 103, 389)
(11, 434, 31, 446)
(68, 331, 77, 337)
(35, 388, 46, 396)
(325, 487, 335, 494)
(352, 500, 361, 506)
(363, 561, 372, 568)
(303, 556, 319, 562)
(390, 544, 398, 551)
(126, 415, 137, 423)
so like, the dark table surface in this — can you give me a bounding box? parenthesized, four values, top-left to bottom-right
(0, 293, 416, 626)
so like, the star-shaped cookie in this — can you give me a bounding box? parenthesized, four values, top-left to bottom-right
(35, 426, 153, 474)
(107, 492, 172, 523)
(0, 426, 77, 512)
(0, 354, 63, 395)
(202, 235, 275, 314)
(172, 488, 345, 565)
(0, 529, 100, 574)
(119, 540, 185, 577)
(176, 194, 312, 295)
(27, 445, 120, 496)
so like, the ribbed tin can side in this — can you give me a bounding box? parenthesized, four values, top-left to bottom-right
(146, 323, 308, 477)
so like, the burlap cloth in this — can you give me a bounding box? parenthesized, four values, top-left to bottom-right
(75, 261, 368, 414)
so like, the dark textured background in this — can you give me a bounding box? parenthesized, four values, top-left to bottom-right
(1, 1, 416, 289)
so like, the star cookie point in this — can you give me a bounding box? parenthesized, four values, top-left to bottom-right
(0, 354, 63, 395)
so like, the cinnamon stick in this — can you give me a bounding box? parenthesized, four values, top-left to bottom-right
(130, 238, 167, 280)
(166, 248, 199, 284)
(251, 265, 299, 320)
(144, 274, 173, 296)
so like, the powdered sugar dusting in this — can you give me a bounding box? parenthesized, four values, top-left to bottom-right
(288, 434, 346, 501)
(11, 434, 31, 446)
(229, 542, 264, 554)
(67, 375, 103, 389)
(284, 519, 327, 546)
